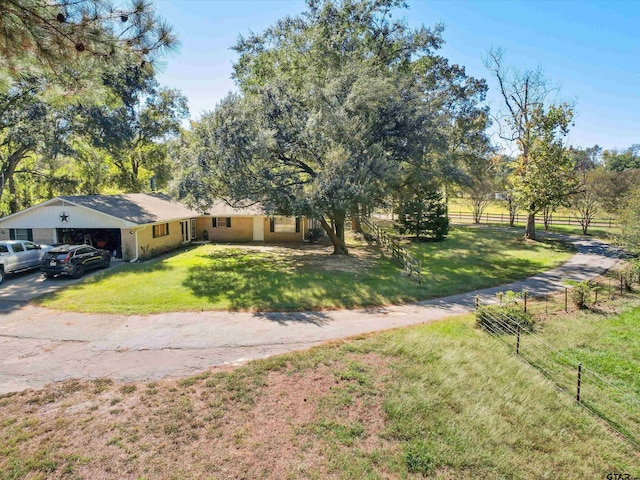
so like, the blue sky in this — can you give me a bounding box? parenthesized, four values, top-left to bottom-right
(154, 0, 639, 152)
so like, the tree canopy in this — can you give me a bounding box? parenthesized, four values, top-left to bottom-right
(176, 0, 487, 254)
(0, 0, 177, 72)
(0, 1, 183, 213)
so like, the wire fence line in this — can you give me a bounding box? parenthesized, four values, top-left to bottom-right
(477, 304, 640, 449)
(361, 217, 422, 283)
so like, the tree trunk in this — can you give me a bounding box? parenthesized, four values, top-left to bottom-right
(351, 205, 362, 233)
(525, 212, 536, 240)
(508, 197, 516, 227)
(8, 177, 18, 214)
(0, 145, 30, 206)
(319, 216, 349, 255)
(543, 206, 551, 231)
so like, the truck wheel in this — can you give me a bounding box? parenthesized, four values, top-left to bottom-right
(0, 269, 4, 285)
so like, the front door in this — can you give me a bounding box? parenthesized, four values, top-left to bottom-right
(253, 216, 264, 241)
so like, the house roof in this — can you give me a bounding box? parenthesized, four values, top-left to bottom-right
(205, 200, 265, 216)
(57, 193, 201, 225)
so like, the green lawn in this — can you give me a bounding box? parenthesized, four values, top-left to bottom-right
(2, 313, 637, 478)
(35, 226, 574, 314)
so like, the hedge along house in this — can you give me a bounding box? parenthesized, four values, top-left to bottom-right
(0, 193, 200, 261)
(196, 200, 309, 244)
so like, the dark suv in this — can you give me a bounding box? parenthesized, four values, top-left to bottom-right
(41, 244, 111, 279)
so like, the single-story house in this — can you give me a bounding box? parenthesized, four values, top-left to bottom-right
(0, 194, 309, 261)
(198, 200, 308, 244)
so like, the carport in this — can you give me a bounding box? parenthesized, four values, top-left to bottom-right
(55, 228, 122, 257)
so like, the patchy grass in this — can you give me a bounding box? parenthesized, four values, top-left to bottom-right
(35, 226, 573, 314)
(379, 222, 574, 296)
(1, 313, 638, 479)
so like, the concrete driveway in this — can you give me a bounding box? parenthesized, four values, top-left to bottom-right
(0, 261, 123, 305)
(0, 236, 620, 394)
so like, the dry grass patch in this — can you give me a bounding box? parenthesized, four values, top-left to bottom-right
(0, 352, 392, 480)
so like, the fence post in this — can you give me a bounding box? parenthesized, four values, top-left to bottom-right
(565, 287, 568, 312)
(516, 325, 521, 355)
(576, 362, 582, 403)
(474, 296, 479, 310)
(545, 295, 548, 315)
(620, 274, 624, 295)
(594, 288, 598, 304)
(523, 291, 528, 313)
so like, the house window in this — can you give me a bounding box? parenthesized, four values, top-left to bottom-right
(213, 217, 232, 228)
(152, 223, 170, 238)
(270, 216, 300, 233)
(9, 228, 33, 241)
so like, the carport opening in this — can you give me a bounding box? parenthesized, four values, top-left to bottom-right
(56, 228, 122, 258)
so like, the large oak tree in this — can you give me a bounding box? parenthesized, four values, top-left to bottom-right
(177, 0, 487, 254)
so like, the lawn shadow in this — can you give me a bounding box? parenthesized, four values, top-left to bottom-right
(252, 310, 332, 326)
(181, 244, 403, 311)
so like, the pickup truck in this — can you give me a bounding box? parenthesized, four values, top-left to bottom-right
(0, 240, 52, 284)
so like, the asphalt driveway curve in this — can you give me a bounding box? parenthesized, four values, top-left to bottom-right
(0, 235, 620, 394)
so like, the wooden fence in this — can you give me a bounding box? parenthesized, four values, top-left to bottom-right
(361, 217, 422, 283)
(452, 211, 618, 228)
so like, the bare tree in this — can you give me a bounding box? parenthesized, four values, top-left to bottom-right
(484, 48, 576, 240)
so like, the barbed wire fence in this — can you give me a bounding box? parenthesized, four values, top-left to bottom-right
(476, 299, 640, 450)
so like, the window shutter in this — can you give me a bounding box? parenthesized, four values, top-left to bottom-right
(9, 229, 15, 240)
(226, 217, 232, 228)
(166, 223, 169, 235)
(295, 217, 300, 233)
(27, 229, 33, 242)
(212, 218, 217, 228)
(270, 217, 275, 233)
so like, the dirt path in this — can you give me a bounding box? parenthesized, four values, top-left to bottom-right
(0, 236, 619, 394)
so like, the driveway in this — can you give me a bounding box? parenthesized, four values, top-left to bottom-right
(0, 236, 620, 394)
(0, 261, 124, 307)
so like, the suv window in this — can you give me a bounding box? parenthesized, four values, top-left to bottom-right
(0, 244, 8, 254)
(24, 242, 39, 251)
(12, 243, 24, 253)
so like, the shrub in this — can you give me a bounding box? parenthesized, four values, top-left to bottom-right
(306, 227, 323, 243)
(496, 290, 523, 307)
(567, 280, 594, 308)
(475, 305, 534, 334)
(565, 279, 595, 308)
